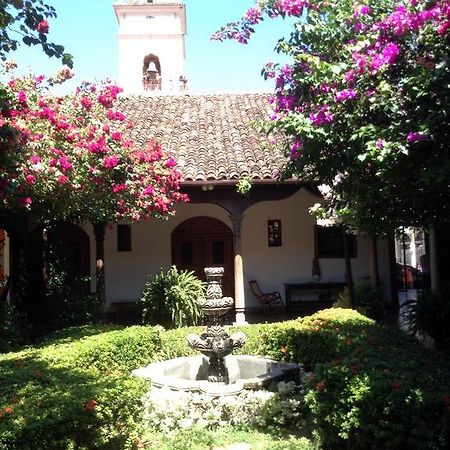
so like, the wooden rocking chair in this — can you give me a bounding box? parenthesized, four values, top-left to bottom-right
(248, 280, 284, 312)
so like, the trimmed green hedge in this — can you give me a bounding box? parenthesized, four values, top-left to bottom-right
(0, 325, 163, 450)
(1, 309, 449, 449)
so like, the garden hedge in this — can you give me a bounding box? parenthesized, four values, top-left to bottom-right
(1, 309, 449, 449)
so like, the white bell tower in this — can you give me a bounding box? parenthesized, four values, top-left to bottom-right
(114, 0, 187, 94)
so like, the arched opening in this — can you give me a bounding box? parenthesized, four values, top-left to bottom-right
(142, 53, 161, 91)
(171, 217, 234, 297)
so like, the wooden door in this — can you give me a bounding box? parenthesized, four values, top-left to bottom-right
(171, 217, 234, 297)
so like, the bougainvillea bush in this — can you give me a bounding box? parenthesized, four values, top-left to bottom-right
(1, 310, 449, 449)
(0, 66, 187, 225)
(213, 0, 450, 234)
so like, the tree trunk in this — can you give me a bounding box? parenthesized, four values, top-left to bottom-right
(343, 228, 355, 309)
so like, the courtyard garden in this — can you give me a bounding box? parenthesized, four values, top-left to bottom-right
(1, 307, 449, 450)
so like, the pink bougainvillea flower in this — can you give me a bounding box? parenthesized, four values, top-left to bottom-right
(103, 155, 119, 169)
(407, 132, 430, 142)
(290, 139, 303, 159)
(142, 185, 154, 196)
(25, 174, 36, 184)
(17, 90, 27, 103)
(334, 88, 356, 102)
(112, 183, 126, 194)
(245, 6, 262, 24)
(80, 96, 92, 110)
(57, 175, 69, 184)
(36, 20, 49, 34)
(18, 197, 32, 207)
(165, 157, 177, 168)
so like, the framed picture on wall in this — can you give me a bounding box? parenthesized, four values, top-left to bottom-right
(268, 220, 282, 247)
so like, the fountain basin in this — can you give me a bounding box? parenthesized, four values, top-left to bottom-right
(132, 355, 300, 396)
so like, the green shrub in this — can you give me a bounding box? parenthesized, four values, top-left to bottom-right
(1, 309, 450, 450)
(0, 324, 164, 450)
(334, 281, 385, 320)
(140, 266, 204, 328)
(403, 289, 450, 350)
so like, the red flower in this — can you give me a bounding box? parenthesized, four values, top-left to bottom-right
(3, 406, 13, 415)
(390, 381, 401, 390)
(84, 399, 97, 411)
(316, 380, 326, 391)
(36, 20, 49, 34)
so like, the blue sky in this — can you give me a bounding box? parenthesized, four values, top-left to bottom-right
(7, 0, 295, 94)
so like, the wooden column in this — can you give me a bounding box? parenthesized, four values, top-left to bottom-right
(230, 213, 247, 325)
(93, 222, 106, 305)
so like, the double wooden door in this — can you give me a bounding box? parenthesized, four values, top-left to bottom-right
(171, 217, 234, 297)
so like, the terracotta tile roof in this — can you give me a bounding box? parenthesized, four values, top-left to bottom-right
(119, 93, 286, 182)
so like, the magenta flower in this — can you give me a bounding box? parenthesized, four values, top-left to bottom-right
(279, 0, 309, 16)
(104, 155, 119, 169)
(407, 132, 430, 143)
(17, 90, 27, 103)
(29, 155, 41, 165)
(375, 139, 386, 148)
(25, 174, 36, 184)
(290, 139, 303, 159)
(112, 183, 127, 194)
(165, 157, 177, 168)
(57, 175, 69, 184)
(36, 20, 49, 34)
(437, 22, 450, 35)
(58, 156, 73, 172)
(143, 185, 154, 196)
(334, 88, 357, 102)
(245, 6, 262, 24)
(80, 97, 92, 110)
(111, 132, 122, 141)
(18, 197, 32, 207)
(309, 105, 334, 126)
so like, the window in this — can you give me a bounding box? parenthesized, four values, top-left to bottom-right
(268, 220, 282, 247)
(315, 225, 357, 258)
(117, 224, 131, 252)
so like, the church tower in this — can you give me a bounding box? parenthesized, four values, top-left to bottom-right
(113, 0, 187, 94)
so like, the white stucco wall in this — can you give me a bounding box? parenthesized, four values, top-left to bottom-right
(85, 202, 231, 308)
(83, 188, 392, 310)
(240, 188, 383, 308)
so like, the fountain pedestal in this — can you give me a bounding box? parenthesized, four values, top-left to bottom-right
(187, 267, 245, 383)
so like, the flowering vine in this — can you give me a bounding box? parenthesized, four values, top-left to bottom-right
(214, 0, 450, 233)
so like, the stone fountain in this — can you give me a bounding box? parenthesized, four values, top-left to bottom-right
(133, 267, 299, 396)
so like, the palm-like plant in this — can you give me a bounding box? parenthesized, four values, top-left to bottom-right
(140, 266, 204, 328)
